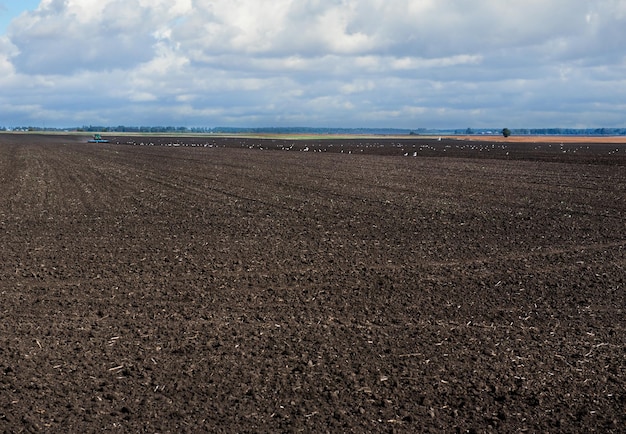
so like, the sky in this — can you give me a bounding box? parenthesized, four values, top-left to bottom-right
(1, 0, 625, 129)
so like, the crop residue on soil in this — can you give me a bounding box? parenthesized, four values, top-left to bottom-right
(0, 134, 624, 432)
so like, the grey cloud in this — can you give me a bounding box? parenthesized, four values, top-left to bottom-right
(8, 0, 163, 74)
(11, 32, 155, 74)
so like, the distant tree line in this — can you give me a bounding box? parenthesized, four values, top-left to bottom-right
(455, 127, 626, 136)
(212, 126, 413, 135)
(2, 125, 626, 136)
(78, 125, 210, 133)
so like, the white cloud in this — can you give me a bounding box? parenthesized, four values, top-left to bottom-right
(1, 0, 626, 128)
(340, 80, 376, 95)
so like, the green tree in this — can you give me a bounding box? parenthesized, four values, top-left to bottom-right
(502, 128, 511, 138)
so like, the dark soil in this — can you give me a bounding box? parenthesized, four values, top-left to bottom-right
(1, 133, 625, 433)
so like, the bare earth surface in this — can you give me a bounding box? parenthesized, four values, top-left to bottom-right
(0, 133, 625, 433)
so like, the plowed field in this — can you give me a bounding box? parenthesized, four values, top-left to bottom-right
(1, 134, 625, 432)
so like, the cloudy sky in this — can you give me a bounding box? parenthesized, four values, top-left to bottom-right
(1, 0, 625, 129)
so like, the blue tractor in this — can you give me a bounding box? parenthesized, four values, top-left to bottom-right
(88, 134, 109, 143)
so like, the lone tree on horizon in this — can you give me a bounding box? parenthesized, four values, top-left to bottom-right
(502, 128, 511, 137)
